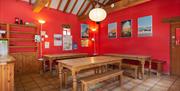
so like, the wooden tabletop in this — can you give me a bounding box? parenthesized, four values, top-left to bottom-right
(57, 56, 122, 68)
(43, 53, 89, 58)
(104, 53, 151, 59)
(0, 56, 15, 65)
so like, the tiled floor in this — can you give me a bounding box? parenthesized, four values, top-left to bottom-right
(15, 71, 180, 91)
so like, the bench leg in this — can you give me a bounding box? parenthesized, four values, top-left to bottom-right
(157, 63, 162, 77)
(134, 68, 137, 79)
(81, 83, 84, 91)
(63, 72, 68, 88)
(119, 75, 123, 86)
(84, 83, 88, 91)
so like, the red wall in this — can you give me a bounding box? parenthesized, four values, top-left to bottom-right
(99, 0, 180, 73)
(0, 0, 93, 55)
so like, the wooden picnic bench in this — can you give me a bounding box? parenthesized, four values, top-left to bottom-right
(81, 70, 123, 91)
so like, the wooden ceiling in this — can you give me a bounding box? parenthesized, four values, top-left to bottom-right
(21, 0, 151, 21)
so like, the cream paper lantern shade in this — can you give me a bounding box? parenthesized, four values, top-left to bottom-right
(89, 8, 107, 22)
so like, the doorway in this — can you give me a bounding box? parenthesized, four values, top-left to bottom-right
(170, 23, 180, 76)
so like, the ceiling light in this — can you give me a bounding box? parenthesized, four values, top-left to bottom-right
(89, 8, 107, 22)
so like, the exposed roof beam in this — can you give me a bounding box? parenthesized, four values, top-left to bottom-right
(63, 0, 71, 12)
(78, 0, 151, 21)
(104, 0, 151, 13)
(70, 0, 78, 13)
(77, 0, 86, 15)
(94, 1, 105, 7)
(57, 0, 62, 10)
(81, 1, 91, 16)
(90, 0, 96, 8)
(32, 0, 50, 13)
(29, 0, 32, 5)
(100, 0, 106, 7)
(47, 0, 52, 8)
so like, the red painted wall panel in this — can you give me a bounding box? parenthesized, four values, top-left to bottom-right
(0, 0, 93, 55)
(99, 0, 180, 73)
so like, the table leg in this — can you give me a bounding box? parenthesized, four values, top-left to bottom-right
(58, 63, 63, 90)
(141, 61, 145, 79)
(49, 59, 52, 72)
(43, 59, 46, 72)
(72, 71, 77, 91)
(119, 61, 122, 70)
(148, 59, 152, 77)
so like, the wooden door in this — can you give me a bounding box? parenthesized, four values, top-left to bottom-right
(171, 23, 180, 76)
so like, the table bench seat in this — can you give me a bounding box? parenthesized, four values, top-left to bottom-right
(122, 63, 139, 79)
(81, 70, 123, 91)
(151, 59, 166, 76)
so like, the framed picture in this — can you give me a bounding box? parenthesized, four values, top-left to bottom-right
(121, 20, 132, 37)
(81, 24, 89, 38)
(138, 15, 152, 37)
(81, 39, 89, 47)
(54, 34, 62, 46)
(108, 22, 117, 38)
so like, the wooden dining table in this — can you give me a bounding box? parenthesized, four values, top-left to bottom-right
(104, 53, 152, 79)
(57, 56, 122, 91)
(43, 53, 89, 72)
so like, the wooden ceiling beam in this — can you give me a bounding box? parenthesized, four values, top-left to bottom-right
(63, 0, 71, 12)
(90, 0, 96, 8)
(100, 0, 106, 7)
(78, 0, 151, 21)
(47, 0, 52, 8)
(70, 0, 78, 13)
(94, 1, 105, 7)
(81, 1, 91, 16)
(77, 0, 86, 15)
(57, 0, 62, 10)
(29, 0, 32, 5)
(104, 0, 151, 13)
(33, 0, 50, 13)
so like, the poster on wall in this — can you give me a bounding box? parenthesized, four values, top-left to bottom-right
(81, 24, 89, 38)
(63, 35, 72, 50)
(54, 34, 62, 46)
(45, 42, 50, 49)
(138, 15, 152, 37)
(73, 42, 78, 50)
(121, 20, 132, 37)
(108, 22, 117, 38)
(81, 39, 89, 47)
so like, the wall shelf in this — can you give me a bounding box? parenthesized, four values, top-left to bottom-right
(9, 38, 34, 41)
(10, 23, 37, 28)
(10, 31, 36, 34)
(0, 38, 9, 40)
(9, 46, 37, 48)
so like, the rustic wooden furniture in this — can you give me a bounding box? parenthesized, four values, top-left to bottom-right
(152, 59, 166, 76)
(104, 54, 151, 79)
(43, 53, 89, 72)
(0, 56, 15, 91)
(81, 70, 123, 91)
(122, 63, 139, 79)
(57, 56, 122, 91)
(0, 23, 39, 75)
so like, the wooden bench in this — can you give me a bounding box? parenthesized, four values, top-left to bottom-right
(81, 70, 123, 91)
(151, 59, 166, 76)
(122, 63, 139, 79)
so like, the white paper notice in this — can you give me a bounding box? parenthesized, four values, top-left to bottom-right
(45, 42, 50, 48)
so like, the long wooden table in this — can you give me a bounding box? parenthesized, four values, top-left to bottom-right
(57, 56, 122, 91)
(104, 54, 151, 79)
(43, 53, 89, 72)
